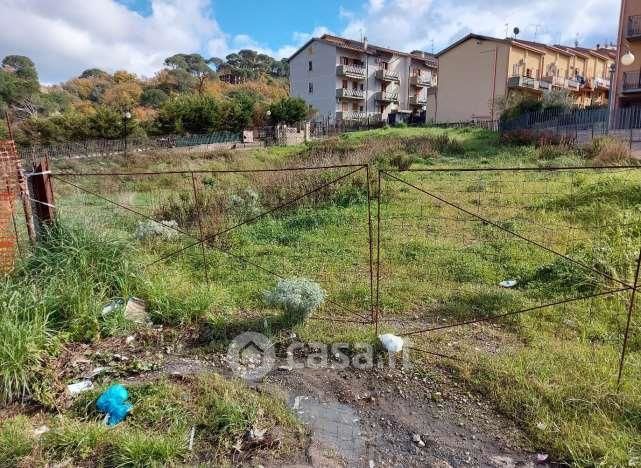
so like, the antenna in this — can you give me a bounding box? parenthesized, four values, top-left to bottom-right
(505, 23, 509, 38)
(533, 24, 542, 42)
(431, 39, 434, 54)
(513, 27, 520, 39)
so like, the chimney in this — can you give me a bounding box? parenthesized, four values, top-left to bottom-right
(363, 36, 368, 51)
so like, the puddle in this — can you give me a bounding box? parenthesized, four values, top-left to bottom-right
(289, 394, 365, 464)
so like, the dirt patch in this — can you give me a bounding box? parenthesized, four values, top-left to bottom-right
(265, 363, 539, 468)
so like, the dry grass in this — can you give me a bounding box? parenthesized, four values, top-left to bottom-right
(585, 137, 634, 166)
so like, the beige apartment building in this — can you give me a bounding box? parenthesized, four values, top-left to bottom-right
(612, 0, 641, 111)
(288, 34, 438, 124)
(435, 34, 614, 123)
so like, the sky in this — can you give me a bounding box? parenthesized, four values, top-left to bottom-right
(0, 0, 620, 84)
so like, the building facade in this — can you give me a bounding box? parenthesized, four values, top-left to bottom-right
(612, 0, 641, 111)
(288, 34, 438, 123)
(435, 34, 614, 123)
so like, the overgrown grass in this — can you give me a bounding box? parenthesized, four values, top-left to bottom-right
(1, 374, 303, 467)
(7, 126, 641, 465)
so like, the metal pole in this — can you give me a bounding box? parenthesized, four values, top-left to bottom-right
(617, 249, 641, 388)
(190, 172, 209, 283)
(366, 165, 375, 325)
(375, 170, 382, 336)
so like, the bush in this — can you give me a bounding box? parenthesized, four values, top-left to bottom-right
(389, 151, 415, 170)
(501, 129, 576, 148)
(135, 220, 179, 241)
(228, 188, 262, 220)
(584, 137, 632, 165)
(264, 278, 326, 324)
(269, 97, 310, 124)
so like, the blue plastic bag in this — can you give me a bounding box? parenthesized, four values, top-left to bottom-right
(96, 384, 132, 426)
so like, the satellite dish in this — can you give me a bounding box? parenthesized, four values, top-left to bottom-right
(513, 27, 520, 37)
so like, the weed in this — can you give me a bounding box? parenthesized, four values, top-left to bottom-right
(265, 278, 326, 325)
(0, 416, 33, 467)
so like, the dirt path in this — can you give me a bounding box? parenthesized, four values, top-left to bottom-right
(263, 363, 538, 468)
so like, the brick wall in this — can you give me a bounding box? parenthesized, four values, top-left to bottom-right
(0, 140, 19, 273)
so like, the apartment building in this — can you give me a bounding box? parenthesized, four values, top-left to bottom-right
(288, 34, 438, 123)
(612, 0, 641, 111)
(435, 34, 614, 123)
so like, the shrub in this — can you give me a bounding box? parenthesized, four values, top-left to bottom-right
(585, 137, 632, 165)
(135, 220, 179, 241)
(264, 278, 326, 324)
(537, 144, 573, 160)
(389, 151, 415, 171)
(228, 188, 262, 220)
(269, 97, 310, 124)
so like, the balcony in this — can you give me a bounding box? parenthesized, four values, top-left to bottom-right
(507, 75, 540, 91)
(627, 15, 641, 40)
(375, 69, 400, 82)
(409, 95, 427, 106)
(336, 64, 366, 79)
(336, 88, 365, 99)
(336, 111, 382, 122)
(538, 80, 551, 91)
(374, 91, 399, 103)
(623, 71, 641, 93)
(425, 86, 437, 96)
(593, 77, 611, 90)
(566, 78, 581, 91)
(409, 75, 434, 87)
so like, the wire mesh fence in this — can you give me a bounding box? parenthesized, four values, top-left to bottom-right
(46, 164, 376, 327)
(376, 166, 641, 386)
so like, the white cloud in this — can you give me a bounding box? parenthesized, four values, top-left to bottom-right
(0, 0, 619, 84)
(338, 0, 619, 54)
(0, 0, 228, 83)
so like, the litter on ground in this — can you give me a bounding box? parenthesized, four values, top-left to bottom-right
(379, 334, 404, 353)
(96, 384, 133, 426)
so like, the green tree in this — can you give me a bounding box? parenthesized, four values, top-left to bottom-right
(0, 55, 40, 108)
(269, 97, 310, 124)
(140, 88, 169, 108)
(88, 106, 138, 139)
(79, 68, 110, 79)
(157, 94, 218, 134)
(164, 53, 215, 94)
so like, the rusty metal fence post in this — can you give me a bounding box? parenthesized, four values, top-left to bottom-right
(29, 157, 56, 237)
(617, 249, 641, 388)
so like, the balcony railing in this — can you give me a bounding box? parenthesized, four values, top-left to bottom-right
(566, 78, 581, 91)
(627, 15, 641, 39)
(336, 88, 365, 99)
(409, 95, 427, 106)
(374, 91, 399, 102)
(336, 111, 382, 122)
(593, 77, 611, 89)
(336, 64, 366, 79)
(507, 75, 540, 90)
(409, 75, 433, 87)
(375, 69, 400, 82)
(623, 71, 641, 92)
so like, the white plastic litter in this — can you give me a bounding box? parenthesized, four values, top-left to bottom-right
(499, 279, 518, 288)
(67, 380, 94, 395)
(101, 298, 125, 317)
(379, 334, 404, 353)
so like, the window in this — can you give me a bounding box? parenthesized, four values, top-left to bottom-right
(308, 82, 313, 94)
(308, 61, 313, 71)
(359, 83, 364, 91)
(342, 79, 348, 89)
(341, 57, 349, 65)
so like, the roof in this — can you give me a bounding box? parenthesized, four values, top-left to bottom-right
(287, 34, 438, 67)
(436, 33, 509, 57)
(437, 33, 616, 62)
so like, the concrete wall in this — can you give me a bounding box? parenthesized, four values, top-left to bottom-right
(508, 47, 544, 78)
(290, 40, 338, 120)
(614, 0, 641, 109)
(436, 38, 509, 122)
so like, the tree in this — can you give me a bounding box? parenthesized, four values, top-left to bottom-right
(269, 97, 310, 124)
(88, 106, 138, 139)
(156, 94, 219, 134)
(164, 53, 215, 94)
(79, 68, 110, 79)
(140, 88, 169, 108)
(2, 55, 38, 84)
(0, 55, 40, 108)
(102, 81, 143, 111)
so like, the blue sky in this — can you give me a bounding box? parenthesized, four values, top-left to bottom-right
(0, 0, 620, 83)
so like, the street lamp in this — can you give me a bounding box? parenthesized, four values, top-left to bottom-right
(122, 111, 132, 158)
